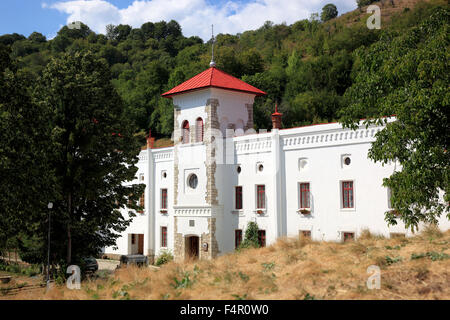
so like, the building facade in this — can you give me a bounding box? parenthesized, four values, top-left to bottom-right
(104, 66, 449, 262)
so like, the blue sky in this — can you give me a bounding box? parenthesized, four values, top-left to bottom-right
(0, 0, 357, 40)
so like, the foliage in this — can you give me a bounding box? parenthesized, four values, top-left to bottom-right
(340, 7, 450, 231)
(155, 249, 174, 266)
(239, 221, 260, 249)
(321, 4, 338, 22)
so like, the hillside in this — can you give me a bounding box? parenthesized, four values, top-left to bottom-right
(1, 0, 448, 141)
(6, 226, 449, 300)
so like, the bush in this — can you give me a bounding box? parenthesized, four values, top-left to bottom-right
(155, 249, 173, 266)
(238, 221, 260, 249)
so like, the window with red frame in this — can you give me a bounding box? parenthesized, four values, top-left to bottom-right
(300, 230, 311, 239)
(161, 226, 167, 247)
(196, 117, 204, 142)
(182, 120, 190, 144)
(161, 189, 168, 209)
(299, 183, 310, 208)
(138, 193, 145, 213)
(342, 181, 354, 208)
(235, 229, 242, 249)
(343, 232, 354, 242)
(256, 185, 265, 209)
(235, 186, 243, 210)
(258, 230, 266, 247)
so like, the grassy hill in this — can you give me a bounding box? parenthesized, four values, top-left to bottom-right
(9, 226, 449, 300)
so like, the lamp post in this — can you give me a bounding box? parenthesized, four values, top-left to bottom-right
(46, 202, 53, 290)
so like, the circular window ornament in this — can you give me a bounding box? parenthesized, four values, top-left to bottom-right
(258, 164, 264, 172)
(188, 174, 198, 189)
(344, 157, 351, 166)
(237, 166, 241, 174)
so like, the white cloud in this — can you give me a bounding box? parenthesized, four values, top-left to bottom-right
(45, 0, 357, 40)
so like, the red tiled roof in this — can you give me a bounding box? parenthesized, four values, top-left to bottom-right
(161, 67, 266, 98)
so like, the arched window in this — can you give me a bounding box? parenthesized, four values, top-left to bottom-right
(196, 117, 204, 142)
(182, 120, 190, 144)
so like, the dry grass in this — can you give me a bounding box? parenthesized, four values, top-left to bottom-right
(7, 229, 449, 300)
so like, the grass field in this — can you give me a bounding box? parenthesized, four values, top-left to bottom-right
(6, 226, 449, 300)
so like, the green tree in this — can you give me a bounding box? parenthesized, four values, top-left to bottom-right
(321, 4, 338, 22)
(239, 221, 260, 249)
(35, 51, 146, 264)
(339, 8, 450, 231)
(0, 44, 53, 259)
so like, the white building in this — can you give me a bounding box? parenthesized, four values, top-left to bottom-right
(105, 65, 449, 262)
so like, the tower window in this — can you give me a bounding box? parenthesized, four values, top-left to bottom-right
(258, 230, 266, 247)
(196, 117, 204, 142)
(299, 183, 310, 209)
(188, 174, 198, 189)
(161, 227, 167, 247)
(161, 189, 167, 209)
(235, 229, 242, 249)
(235, 186, 243, 210)
(342, 181, 354, 208)
(182, 120, 190, 144)
(256, 185, 266, 209)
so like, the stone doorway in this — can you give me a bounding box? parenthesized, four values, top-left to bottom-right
(185, 236, 199, 260)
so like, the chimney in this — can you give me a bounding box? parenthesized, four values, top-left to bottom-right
(147, 129, 155, 149)
(271, 102, 282, 130)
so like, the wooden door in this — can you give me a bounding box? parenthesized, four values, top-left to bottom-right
(138, 234, 144, 254)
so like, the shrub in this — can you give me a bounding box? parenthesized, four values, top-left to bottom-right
(155, 249, 174, 266)
(238, 221, 260, 249)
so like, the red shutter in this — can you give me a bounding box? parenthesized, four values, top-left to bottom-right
(161, 227, 167, 247)
(300, 183, 310, 208)
(161, 189, 167, 209)
(342, 181, 354, 208)
(257, 185, 265, 209)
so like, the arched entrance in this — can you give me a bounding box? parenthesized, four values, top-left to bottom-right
(185, 235, 199, 260)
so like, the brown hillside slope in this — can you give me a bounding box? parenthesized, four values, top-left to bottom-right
(13, 226, 450, 300)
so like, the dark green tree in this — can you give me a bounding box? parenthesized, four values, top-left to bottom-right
(0, 44, 54, 259)
(339, 8, 450, 231)
(35, 51, 146, 264)
(239, 221, 260, 249)
(321, 4, 338, 22)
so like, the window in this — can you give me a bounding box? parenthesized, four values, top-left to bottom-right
(235, 186, 243, 210)
(189, 220, 195, 227)
(258, 164, 264, 172)
(182, 120, 190, 144)
(196, 117, 204, 142)
(139, 173, 144, 181)
(299, 183, 310, 209)
(256, 185, 265, 209)
(131, 234, 136, 245)
(138, 193, 145, 213)
(237, 165, 241, 174)
(342, 181, 354, 208)
(161, 189, 168, 210)
(161, 227, 167, 247)
(258, 230, 266, 247)
(343, 232, 354, 242)
(235, 229, 242, 249)
(188, 174, 198, 189)
(300, 230, 311, 239)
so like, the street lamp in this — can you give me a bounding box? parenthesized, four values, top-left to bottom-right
(46, 202, 53, 290)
